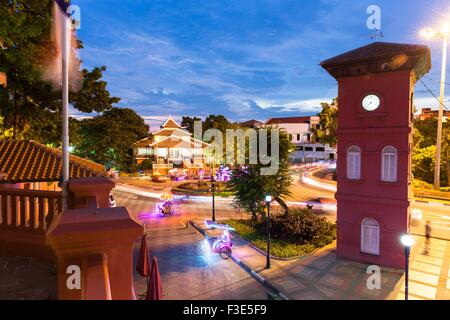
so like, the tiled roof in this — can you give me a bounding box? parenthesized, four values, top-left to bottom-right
(161, 115, 181, 129)
(132, 136, 153, 147)
(240, 119, 263, 126)
(150, 136, 208, 148)
(265, 116, 311, 125)
(320, 42, 429, 68)
(0, 140, 105, 183)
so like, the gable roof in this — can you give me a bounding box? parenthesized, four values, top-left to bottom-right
(152, 127, 191, 137)
(240, 119, 263, 127)
(265, 116, 311, 125)
(0, 140, 105, 184)
(161, 115, 181, 129)
(320, 42, 429, 68)
(149, 136, 209, 148)
(132, 136, 153, 147)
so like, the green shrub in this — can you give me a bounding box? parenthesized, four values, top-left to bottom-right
(224, 209, 336, 258)
(413, 179, 434, 190)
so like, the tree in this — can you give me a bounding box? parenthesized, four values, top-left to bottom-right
(181, 116, 201, 134)
(73, 108, 149, 171)
(0, 115, 14, 139)
(413, 118, 449, 187)
(203, 114, 232, 132)
(0, 1, 119, 143)
(311, 98, 338, 147)
(228, 128, 294, 220)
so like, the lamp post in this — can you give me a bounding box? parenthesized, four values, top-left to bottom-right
(420, 23, 449, 190)
(265, 195, 272, 269)
(400, 234, 414, 301)
(211, 166, 216, 222)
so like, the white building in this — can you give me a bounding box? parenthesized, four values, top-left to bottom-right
(264, 116, 336, 163)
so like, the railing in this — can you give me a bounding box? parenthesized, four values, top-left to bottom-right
(0, 187, 62, 232)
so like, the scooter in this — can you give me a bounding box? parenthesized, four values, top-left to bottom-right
(157, 193, 175, 217)
(196, 222, 234, 259)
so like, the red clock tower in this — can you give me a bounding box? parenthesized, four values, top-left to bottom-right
(321, 42, 431, 268)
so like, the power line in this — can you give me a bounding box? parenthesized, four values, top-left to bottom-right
(423, 75, 450, 87)
(419, 78, 449, 111)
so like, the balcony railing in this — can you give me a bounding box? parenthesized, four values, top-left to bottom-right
(0, 187, 62, 232)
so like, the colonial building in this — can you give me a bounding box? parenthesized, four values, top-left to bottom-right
(133, 116, 210, 174)
(264, 116, 336, 162)
(321, 42, 431, 268)
(417, 107, 450, 121)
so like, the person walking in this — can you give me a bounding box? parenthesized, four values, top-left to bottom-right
(424, 221, 432, 255)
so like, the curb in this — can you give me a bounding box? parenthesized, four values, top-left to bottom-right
(189, 220, 289, 301)
(412, 199, 450, 207)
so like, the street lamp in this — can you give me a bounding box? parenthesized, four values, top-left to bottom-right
(400, 234, 414, 301)
(265, 195, 272, 269)
(211, 171, 216, 222)
(420, 22, 449, 190)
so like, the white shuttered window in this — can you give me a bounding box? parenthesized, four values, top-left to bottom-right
(347, 146, 361, 180)
(361, 218, 380, 255)
(381, 146, 397, 182)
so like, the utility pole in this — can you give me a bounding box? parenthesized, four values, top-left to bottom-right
(434, 31, 448, 190)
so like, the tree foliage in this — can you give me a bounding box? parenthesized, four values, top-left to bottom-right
(311, 98, 338, 147)
(72, 108, 149, 171)
(228, 128, 294, 220)
(413, 118, 449, 186)
(0, 1, 119, 144)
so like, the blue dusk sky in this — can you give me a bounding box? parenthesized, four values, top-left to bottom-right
(72, 0, 450, 129)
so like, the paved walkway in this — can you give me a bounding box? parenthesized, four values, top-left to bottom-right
(133, 227, 269, 300)
(192, 219, 450, 300)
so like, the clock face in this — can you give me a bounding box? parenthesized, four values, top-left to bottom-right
(362, 94, 381, 111)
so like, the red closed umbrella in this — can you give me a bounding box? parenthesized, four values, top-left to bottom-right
(136, 233, 151, 277)
(146, 257, 163, 300)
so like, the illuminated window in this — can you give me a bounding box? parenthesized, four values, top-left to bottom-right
(347, 146, 361, 180)
(361, 218, 380, 255)
(381, 146, 397, 182)
(137, 147, 152, 155)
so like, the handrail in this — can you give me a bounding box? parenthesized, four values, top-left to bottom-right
(0, 187, 63, 232)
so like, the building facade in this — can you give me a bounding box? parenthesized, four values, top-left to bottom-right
(133, 116, 209, 173)
(264, 116, 336, 162)
(321, 42, 431, 268)
(417, 107, 450, 121)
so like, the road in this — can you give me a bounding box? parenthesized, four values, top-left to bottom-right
(293, 168, 450, 240)
(113, 166, 449, 239)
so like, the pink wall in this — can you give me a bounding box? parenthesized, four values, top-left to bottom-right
(336, 70, 414, 268)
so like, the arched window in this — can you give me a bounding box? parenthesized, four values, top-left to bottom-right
(347, 146, 361, 180)
(381, 146, 397, 182)
(361, 218, 380, 255)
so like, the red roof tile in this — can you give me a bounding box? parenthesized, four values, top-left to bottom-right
(0, 140, 105, 183)
(320, 42, 429, 68)
(265, 116, 311, 125)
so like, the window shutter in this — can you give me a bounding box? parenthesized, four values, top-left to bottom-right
(361, 219, 380, 255)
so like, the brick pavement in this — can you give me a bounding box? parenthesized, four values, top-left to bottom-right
(191, 219, 450, 300)
(133, 227, 269, 300)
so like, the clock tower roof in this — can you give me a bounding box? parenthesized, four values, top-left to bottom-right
(321, 42, 431, 80)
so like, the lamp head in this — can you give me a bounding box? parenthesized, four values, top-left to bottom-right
(265, 195, 272, 203)
(401, 234, 414, 247)
(420, 27, 437, 39)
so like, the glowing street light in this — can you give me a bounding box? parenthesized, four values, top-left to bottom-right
(420, 22, 450, 190)
(400, 234, 414, 301)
